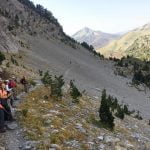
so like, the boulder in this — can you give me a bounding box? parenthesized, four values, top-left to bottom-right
(50, 144, 61, 150)
(75, 123, 86, 133)
(97, 136, 104, 141)
(0, 146, 5, 150)
(98, 144, 105, 150)
(104, 136, 120, 143)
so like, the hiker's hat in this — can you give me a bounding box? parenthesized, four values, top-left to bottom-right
(12, 76, 15, 79)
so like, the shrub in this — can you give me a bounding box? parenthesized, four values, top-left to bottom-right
(134, 111, 143, 120)
(115, 105, 125, 120)
(43, 95, 49, 100)
(142, 63, 149, 71)
(70, 80, 82, 103)
(22, 109, 28, 117)
(117, 59, 123, 67)
(11, 56, 19, 66)
(0, 52, 5, 65)
(8, 25, 14, 31)
(39, 70, 43, 76)
(29, 80, 36, 87)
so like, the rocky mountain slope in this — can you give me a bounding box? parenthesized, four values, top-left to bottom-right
(17, 86, 150, 150)
(0, 0, 77, 52)
(72, 27, 120, 48)
(0, 1, 150, 150)
(97, 23, 150, 60)
(0, 0, 149, 119)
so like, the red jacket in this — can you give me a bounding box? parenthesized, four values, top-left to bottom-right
(9, 80, 17, 88)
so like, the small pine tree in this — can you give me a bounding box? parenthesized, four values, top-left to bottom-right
(70, 80, 82, 103)
(41, 71, 52, 86)
(107, 95, 113, 107)
(51, 75, 65, 99)
(99, 89, 114, 129)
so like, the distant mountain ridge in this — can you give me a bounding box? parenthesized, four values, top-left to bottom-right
(72, 27, 121, 48)
(97, 23, 150, 61)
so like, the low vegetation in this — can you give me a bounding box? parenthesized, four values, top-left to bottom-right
(113, 56, 150, 89)
(41, 71, 82, 101)
(81, 42, 104, 58)
(11, 56, 19, 66)
(18, 0, 60, 27)
(99, 89, 140, 130)
(17, 72, 149, 149)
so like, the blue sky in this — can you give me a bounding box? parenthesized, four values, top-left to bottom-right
(32, 0, 150, 35)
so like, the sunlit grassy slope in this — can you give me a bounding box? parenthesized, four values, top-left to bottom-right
(97, 24, 150, 61)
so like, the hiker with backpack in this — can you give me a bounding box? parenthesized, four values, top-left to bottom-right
(20, 76, 28, 93)
(9, 76, 17, 100)
(0, 83, 14, 122)
(4, 80, 16, 108)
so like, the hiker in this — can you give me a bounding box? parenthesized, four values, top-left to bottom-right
(9, 76, 17, 100)
(5, 80, 12, 93)
(0, 103, 5, 133)
(0, 83, 14, 122)
(5, 80, 13, 107)
(20, 76, 28, 93)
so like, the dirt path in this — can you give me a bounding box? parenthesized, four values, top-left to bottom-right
(0, 80, 41, 150)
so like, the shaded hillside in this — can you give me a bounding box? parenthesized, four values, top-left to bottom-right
(97, 23, 150, 61)
(72, 27, 120, 49)
(0, 0, 77, 52)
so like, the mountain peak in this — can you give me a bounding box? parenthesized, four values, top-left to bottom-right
(72, 27, 120, 48)
(82, 27, 93, 32)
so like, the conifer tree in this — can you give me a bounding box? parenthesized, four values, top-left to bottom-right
(41, 71, 52, 86)
(99, 89, 114, 129)
(51, 75, 65, 98)
(70, 80, 82, 103)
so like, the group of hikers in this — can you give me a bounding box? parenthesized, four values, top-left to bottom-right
(0, 76, 28, 133)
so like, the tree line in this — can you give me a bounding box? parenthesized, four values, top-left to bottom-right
(18, 0, 60, 27)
